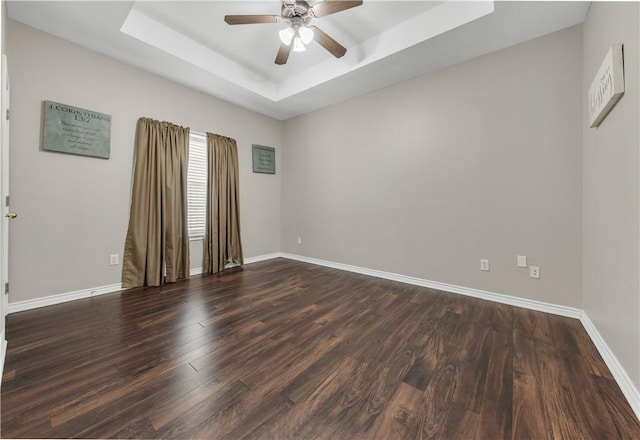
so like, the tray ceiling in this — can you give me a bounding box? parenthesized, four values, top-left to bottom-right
(7, 1, 589, 120)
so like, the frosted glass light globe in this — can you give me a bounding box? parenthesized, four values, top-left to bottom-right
(279, 27, 294, 45)
(299, 26, 314, 44)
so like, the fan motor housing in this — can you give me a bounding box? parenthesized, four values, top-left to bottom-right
(282, 1, 310, 20)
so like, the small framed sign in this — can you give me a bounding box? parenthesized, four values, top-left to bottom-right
(43, 100, 111, 158)
(588, 43, 625, 128)
(252, 144, 275, 174)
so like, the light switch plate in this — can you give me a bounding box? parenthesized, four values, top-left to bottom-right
(517, 255, 527, 268)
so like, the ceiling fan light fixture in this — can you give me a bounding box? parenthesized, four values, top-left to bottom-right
(279, 27, 294, 45)
(225, 0, 362, 65)
(299, 25, 313, 44)
(293, 36, 306, 52)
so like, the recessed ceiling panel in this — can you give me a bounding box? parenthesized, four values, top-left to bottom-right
(133, 1, 441, 82)
(120, 1, 494, 101)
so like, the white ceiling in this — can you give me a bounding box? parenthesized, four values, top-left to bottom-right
(7, 1, 589, 120)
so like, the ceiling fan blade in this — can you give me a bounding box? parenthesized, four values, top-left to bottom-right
(310, 25, 347, 58)
(275, 43, 292, 65)
(224, 15, 280, 25)
(311, 1, 363, 18)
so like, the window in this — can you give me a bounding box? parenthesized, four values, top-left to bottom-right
(187, 131, 207, 239)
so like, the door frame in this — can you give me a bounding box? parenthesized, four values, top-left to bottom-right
(1, 54, 8, 335)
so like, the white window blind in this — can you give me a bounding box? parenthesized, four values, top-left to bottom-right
(187, 131, 207, 239)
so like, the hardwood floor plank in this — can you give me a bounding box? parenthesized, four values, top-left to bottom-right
(572, 320, 616, 379)
(147, 375, 227, 431)
(1, 258, 637, 439)
(363, 381, 423, 440)
(412, 362, 459, 439)
(592, 375, 640, 438)
(558, 348, 628, 438)
(476, 330, 512, 439)
(153, 380, 250, 440)
(2, 359, 122, 422)
(277, 299, 410, 405)
(402, 311, 459, 393)
(438, 402, 480, 439)
(49, 363, 197, 428)
(318, 358, 392, 437)
(512, 329, 552, 440)
(112, 416, 157, 439)
(186, 388, 293, 440)
(248, 357, 360, 439)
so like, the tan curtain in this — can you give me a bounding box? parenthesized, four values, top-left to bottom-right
(122, 118, 190, 288)
(204, 133, 243, 273)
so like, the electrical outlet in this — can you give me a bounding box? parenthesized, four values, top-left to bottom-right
(517, 255, 527, 268)
(530, 266, 540, 279)
(297, 237, 302, 245)
(109, 254, 119, 266)
(480, 259, 490, 271)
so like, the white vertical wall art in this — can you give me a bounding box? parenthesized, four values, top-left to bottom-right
(588, 43, 625, 128)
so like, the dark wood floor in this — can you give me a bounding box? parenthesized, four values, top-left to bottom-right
(2, 258, 639, 439)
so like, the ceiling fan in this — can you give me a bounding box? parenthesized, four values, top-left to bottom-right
(224, 0, 363, 65)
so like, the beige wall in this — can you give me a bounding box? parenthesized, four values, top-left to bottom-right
(6, 21, 282, 303)
(282, 26, 583, 307)
(582, 2, 640, 390)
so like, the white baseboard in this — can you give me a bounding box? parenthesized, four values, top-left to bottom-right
(7, 283, 122, 314)
(280, 253, 582, 318)
(189, 253, 283, 277)
(245, 253, 282, 264)
(581, 312, 640, 420)
(8, 254, 282, 314)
